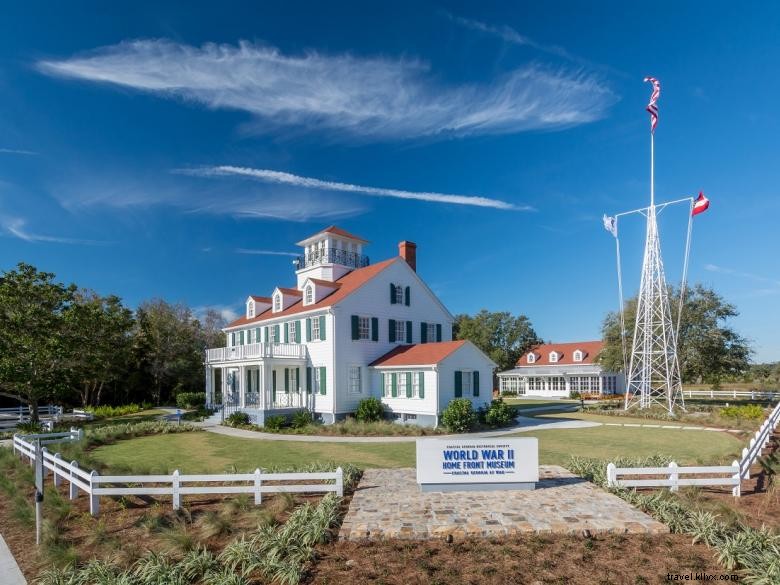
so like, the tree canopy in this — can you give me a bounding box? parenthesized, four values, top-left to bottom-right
(453, 310, 542, 373)
(599, 283, 752, 384)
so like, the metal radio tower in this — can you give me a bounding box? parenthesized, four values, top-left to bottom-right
(623, 78, 684, 413)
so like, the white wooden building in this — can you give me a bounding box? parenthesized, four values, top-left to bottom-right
(497, 341, 625, 398)
(205, 226, 495, 427)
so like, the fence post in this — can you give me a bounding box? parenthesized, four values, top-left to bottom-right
(335, 467, 344, 497)
(741, 447, 750, 479)
(53, 453, 62, 487)
(731, 460, 741, 497)
(89, 471, 100, 516)
(668, 461, 679, 492)
(69, 461, 79, 499)
(172, 470, 180, 511)
(254, 468, 262, 505)
(606, 463, 616, 488)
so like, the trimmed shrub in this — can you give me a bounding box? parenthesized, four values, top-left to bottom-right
(85, 403, 152, 419)
(225, 412, 251, 427)
(264, 415, 286, 431)
(719, 404, 765, 420)
(175, 392, 206, 409)
(291, 409, 314, 429)
(483, 399, 515, 428)
(355, 397, 384, 423)
(441, 398, 477, 433)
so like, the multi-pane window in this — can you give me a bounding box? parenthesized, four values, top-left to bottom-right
(348, 366, 361, 394)
(247, 301, 255, 318)
(273, 295, 281, 312)
(427, 323, 437, 343)
(397, 372, 408, 394)
(394, 284, 404, 304)
(314, 367, 321, 392)
(289, 368, 298, 392)
(358, 316, 370, 340)
(395, 320, 406, 342)
(311, 317, 321, 341)
(305, 286, 313, 305)
(573, 350, 583, 362)
(384, 373, 393, 397)
(461, 371, 471, 395)
(549, 352, 558, 363)
(270, 326, 278, 343)
(411, 373, 420, 398)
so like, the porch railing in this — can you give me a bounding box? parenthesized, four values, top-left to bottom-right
(206, 343, 307, 363)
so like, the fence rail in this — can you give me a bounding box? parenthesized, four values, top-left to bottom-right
(737, 401, 780, 480)
(12, 430, 342, 517)
(683, 389, 780, 400)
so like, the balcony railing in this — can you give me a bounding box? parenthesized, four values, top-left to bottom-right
(206, 343, 307, 364)
(295, 247, 369, 270)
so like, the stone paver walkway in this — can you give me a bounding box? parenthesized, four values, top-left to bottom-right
(339, 467, 667, 540)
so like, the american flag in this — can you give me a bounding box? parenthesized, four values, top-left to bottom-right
(644, 76, 660, 133)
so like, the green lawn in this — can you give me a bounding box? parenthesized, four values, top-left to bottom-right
(89, 423, 744, 474)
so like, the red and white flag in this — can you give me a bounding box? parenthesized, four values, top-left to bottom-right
(692, 192, 710, 216)
(644, 77, 660, 133)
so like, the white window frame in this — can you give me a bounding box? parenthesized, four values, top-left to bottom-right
(273, 294, 282, 312)
(549, 351, 558, 363)
(411, 372, 420, 399)
(573, 350, 583, 362)
(461, 370, 472, 395)
(358, 316, 370, 340)
(305, 286, 313, 305)
(348, 366, 362, 394)
(527, 353, 536, 364)
(427, 322, 437, 343)
(394, 284, 404, 304)
(314, 367, 322, 393)
(270, 326, 278, 343)
(395, 320, 406, 343)
(289, 368, 299, 392)
(383, 373, 393, 397)
(311, 317, 321, 341)
(247, 300, 255, 319)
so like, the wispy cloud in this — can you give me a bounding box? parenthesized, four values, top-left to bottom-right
(0, 215, 108, 245)
(0, 148, 37, 156)
(704, 264, 780, 297)
(38, 39, 615, 140)
(193, 304, 239, 323)
(181, 165, 529, 211)
(235, 248, 298, 257)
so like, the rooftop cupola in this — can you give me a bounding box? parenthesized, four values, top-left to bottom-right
(294, 226, 369, 288)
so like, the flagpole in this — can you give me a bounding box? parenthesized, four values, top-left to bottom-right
(650, 133, 655, 208)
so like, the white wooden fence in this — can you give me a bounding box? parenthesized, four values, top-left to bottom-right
(607, 401, 780, 497)
(0, 405, 64, 430)
(683, 389, 779, 400)
(13, 431, 343, 517)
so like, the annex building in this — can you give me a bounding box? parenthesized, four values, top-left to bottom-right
(205, 226, 496, 427)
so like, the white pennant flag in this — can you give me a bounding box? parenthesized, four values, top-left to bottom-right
(602, 214, 618, 237)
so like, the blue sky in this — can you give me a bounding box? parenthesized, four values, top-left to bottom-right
(1, 1, 778, 361)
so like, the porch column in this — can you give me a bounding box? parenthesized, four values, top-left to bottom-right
(205, 367, 213, 407)
(258, 364, 266, 410)
(221, 367, 228, 403)
(238, 365, 247, 408)
(564, 375, 570, 395)
(598, 375, 604, 395)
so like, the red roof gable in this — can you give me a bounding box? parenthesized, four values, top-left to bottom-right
(225, 257, 398, 329)
(322, 225, 367, 242)
(249, 296, 271, 303)
(518, 341, 604, 367)
(370, 341, 467, 367)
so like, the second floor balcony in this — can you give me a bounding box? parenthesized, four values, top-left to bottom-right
(295, 247, 369, 270)
(206, 342, 307, 364)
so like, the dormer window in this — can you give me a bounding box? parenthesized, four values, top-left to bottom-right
(305, 285, 313, 305)
(247, 300, 255, 319)
(573, 350, 583, 362)
(549, 351, 559, 363)
(527, 353, 536, 364)
(273, 294, 282, 313)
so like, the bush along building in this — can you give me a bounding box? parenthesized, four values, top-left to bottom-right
(205, 226, 496, 426)
(497, 341, 625, 398)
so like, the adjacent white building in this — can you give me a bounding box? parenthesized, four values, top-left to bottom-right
(497, 341, 625, 398)
(205, 226, 496, 427)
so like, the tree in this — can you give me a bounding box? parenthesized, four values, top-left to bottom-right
(0, 263, 76, 420)
(599, 284, 752, 384)
(133, 299, 204, 405)
(63, 290, 135, 406)
(453, 310, 542, 373)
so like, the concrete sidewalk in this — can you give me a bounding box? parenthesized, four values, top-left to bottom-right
(0, 535, 26, 585)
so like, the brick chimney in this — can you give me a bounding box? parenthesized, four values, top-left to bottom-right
(399, 240, 417, 272)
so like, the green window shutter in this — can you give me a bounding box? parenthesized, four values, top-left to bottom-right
(295, 367, 300, 392)
(406, 321, 412, 343)
(454, 370, 462, 398)
(420, 322, 427, 344)
(388, 319, 396, 342)
(418, 372, 425, 398)
(264, 327, 269, 343)
(272, 369, 277, 393)
(436, 324, 442, 342)
(295, 321, 301, 343)
(319, 367, 327, 395)
(306, 367, 312, 394)
(381, 373, 386, 397)
(406, 373, 412, 398)
(351, 315, 359, 340)
(255, 328, 261, 344)
(391, 373, 398, 398)
(284, 323, 289, 343)
(473, 371, 480, 397)
(274, 324, 280, 342)
(371, 317, 379, 342)
(319, 316, 326, 340)
(306, 318, 312, 342)
(390, 283, 396, 304)
(284, 368, 289, 392)
(404, 286, 410, 306)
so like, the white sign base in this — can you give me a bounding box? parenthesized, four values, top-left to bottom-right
(416, 437, 539, 492)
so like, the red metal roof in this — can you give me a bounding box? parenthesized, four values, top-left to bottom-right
(517, 340, 604, 367)
(225, 257, 398, 329)
(249, 296, 271, 303)
(321, 225, 368, 242)
(276, 287, 303, 296)
(370, 340, 467, 367)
